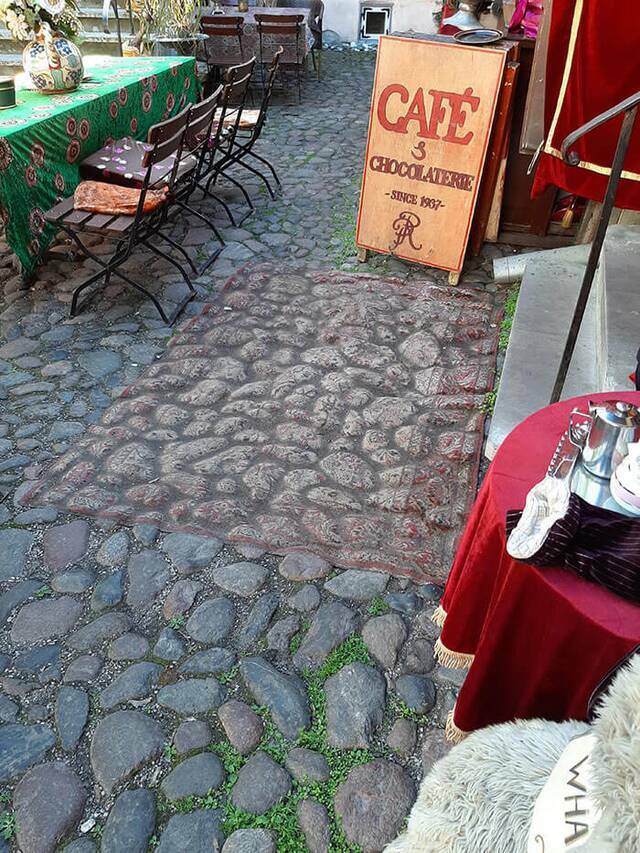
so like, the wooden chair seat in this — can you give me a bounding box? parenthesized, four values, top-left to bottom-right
(45, 195, 136, 236)
(80, 137, 198, 189)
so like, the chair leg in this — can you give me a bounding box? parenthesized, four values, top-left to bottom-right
(219, 172, 255, 223)
(110, 266, 193, 325)
(233, 157, 276, 200)
(247, 150, 281, 189)
(70, 267, 111, 318)
(142, 238, 194, 290)
(211, 192, 236, 227)
(58, 224, 191, 325)
(174, 199, 226, 246)
(156, 230, 198, 275)
(200, 175, 239, 227)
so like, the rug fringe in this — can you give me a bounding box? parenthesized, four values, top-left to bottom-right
(431, 604, 447, 627)
(434, 637, 475, 670)
(445, 707, 469, 744)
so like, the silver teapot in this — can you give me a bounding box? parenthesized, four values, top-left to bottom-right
(569, 400, 640, 479)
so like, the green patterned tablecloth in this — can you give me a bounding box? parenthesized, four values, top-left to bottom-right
(0, 55, 197, 277)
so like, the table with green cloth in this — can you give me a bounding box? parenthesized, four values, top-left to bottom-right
(0, 55, 198, 279)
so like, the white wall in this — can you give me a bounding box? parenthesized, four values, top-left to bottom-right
(323, 0, 437, 44)
(392, 0, 437, 35)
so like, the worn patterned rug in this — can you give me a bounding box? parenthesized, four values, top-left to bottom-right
(23, 264, 500, 582)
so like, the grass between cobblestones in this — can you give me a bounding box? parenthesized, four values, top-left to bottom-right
(151, 637, 381, 852)
(483, 282, 521, 415)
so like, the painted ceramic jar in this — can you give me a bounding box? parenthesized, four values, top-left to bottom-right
(23, 27, 84, 94)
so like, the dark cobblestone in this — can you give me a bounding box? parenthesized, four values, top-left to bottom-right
(0, 49, 508, 848)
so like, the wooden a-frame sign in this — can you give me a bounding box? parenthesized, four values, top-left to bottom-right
(356, 35, 507, 282)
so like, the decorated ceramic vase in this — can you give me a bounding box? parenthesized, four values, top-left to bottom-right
(23, 26, 84, 94)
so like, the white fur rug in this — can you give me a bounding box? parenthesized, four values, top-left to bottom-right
(385, 719, 588, 853)
(385, 653, 640, 853)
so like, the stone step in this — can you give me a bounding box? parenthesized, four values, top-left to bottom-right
(486, 242, 597, 459)
(597, 224, 640, 391)
(0, 52, 21, 73)
(0, 29, 125, 58)
(487, 224, 640, 460)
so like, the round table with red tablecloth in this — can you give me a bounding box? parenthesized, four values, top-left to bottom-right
(435, 391, 640, 742)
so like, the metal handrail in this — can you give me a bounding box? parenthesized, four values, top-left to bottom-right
(550, 91, 640, 404)
(102, 0, 135, 57)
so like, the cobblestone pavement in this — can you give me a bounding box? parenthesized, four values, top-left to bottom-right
(0, 51, 513, 852)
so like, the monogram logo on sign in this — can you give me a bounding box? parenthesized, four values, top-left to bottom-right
(391, 211, 422, 251)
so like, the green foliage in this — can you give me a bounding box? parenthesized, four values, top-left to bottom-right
(163, 742, 178, 764)
(331, 184, 359, 268)
(34, 585, 52, 599)
(174, 796, 195, 814)
(0, 811, 16, 841)
(317, 636, 371, 681)
(482, 389, 497, 415)
(155, 638, 376, 851)
(254, 706, 289, 764)
(167, 615, 185, 630)
(156, 797, 171, 817)
(391, 695, 425, 724)
(148, 835, 159, 850)
(288, 631, 303, 655)
(499, 283, 520, 352)
(367, 595, 390, 616)
(90, 822, 104, 840)
(0, 790, 11, 805)
(217, 665, 239, 685)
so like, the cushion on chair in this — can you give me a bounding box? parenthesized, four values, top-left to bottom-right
(73, 181, 168, 216)
(80, 137, 197, 189)
(214, 107, 260, 129)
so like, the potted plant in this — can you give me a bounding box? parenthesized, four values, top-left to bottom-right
(0, 0, 83, 93)
(130, 0, 202, 56)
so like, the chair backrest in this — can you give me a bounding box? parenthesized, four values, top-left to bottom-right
(186, 86, 223, 173)
(202, 14, 244, 66)
(254, 12, 304, 33)
(146, 103, 191, 147)
(254, 12, 304, 65)
(223, 55, 256, 107)
(144, 102, 193, 188)
(250, 47, 282, 141)
(124, 120, 189, 234)
(212, 56, 257, 154)
(201, 14, 243, 36)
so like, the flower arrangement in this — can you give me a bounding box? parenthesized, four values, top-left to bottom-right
(0, 0, 80, 41)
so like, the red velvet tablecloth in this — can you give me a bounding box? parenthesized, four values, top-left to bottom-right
(437, 392, 640, 741)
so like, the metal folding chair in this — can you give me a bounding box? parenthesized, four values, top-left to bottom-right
(255, 12, 304, 103)
(277, 0, 323, 79)
(199, 56, 258, 225)
(171, 86, 227, 275)
(201, 14, 245, 90)
(46, 112, 201, 325)
(224, 47, 283, 200)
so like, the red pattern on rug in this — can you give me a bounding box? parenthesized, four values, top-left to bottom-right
(22, 264, 500, 582)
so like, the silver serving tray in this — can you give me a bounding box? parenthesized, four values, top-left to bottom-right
(547, 428, 637, 517)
